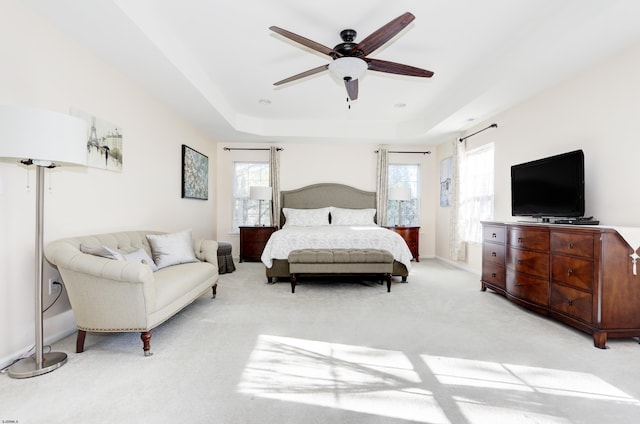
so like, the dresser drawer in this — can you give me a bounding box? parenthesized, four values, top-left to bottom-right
(483, 225, 506, 243)
(482, 262, 506, 289)
(551, 232, 594, 258)
(483, 242, 505, 265)
(551, 255, 593, 291)
(509, 228, 549, 251)
(507, 247, 549, 279)
(550, 283, 593, 323)
(507, 269, 549, 306)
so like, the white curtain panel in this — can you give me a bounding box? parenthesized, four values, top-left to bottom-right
(449, 139, 466, 261)
(269, 147, 281, 228)
(376, 147, 389, 226)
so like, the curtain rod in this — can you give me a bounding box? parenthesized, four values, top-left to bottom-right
(374, 150, 431, 155)
(223, 147, 283, 151)
(459, 123, 497, 142)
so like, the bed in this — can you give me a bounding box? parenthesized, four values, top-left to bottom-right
(261, 183, 412, 283)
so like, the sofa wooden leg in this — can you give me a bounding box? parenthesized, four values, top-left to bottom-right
(212, 283, 218, 299)
(291, 274, 297, 293)
(141, 331, 153, 356)
(386, 273, 392, 292)
(76, 329, 87, 353)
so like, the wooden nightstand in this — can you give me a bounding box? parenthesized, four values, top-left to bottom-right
(384, 226, 420, 262)
(239, 226, 277, 262)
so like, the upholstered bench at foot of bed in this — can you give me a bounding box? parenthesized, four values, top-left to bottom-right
(288, 249, 394, 293)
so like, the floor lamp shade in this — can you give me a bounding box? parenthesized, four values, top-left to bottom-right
(0, 105, 87, 167)
(0, 105, 87, 378)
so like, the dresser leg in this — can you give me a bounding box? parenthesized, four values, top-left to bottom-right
(593, 332, 608, 349)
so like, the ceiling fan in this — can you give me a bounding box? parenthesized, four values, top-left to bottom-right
(270, 12, 434, 101)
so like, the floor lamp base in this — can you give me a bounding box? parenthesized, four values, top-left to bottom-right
(8, 351, 67, 379)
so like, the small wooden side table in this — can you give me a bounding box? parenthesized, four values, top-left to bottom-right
(239, 226, 277, 262)
(384, 226, 420, 262)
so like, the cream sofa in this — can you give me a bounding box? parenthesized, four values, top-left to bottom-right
(44, 230, 218, 356)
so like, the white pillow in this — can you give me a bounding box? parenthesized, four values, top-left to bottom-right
(330, 207, 377, 226)
(122, 248, 158, 272)
(80, 244, 124, 261)
(282, 207, 330, 227)
(146, 230, 198, 269)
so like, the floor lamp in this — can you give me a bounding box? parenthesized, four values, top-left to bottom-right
(388, 187, 411, 227)
(0, 106, 87, 378)
(250, 186, 272, 226)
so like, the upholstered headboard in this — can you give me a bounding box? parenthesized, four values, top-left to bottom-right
(279, 183, 377, 227)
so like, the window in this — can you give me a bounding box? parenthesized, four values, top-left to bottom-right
(232, 162, 270, 232)
(459, 143, 494, 243)
(387, 164, 420, 226)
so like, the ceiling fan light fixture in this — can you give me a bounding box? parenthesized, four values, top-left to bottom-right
(329, 57, 368, 81)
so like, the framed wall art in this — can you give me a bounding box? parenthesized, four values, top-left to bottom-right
(71, 107, 123, 172)
(181, 144, 209, 200)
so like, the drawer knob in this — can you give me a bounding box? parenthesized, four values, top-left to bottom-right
(517, 237, 523, 243)
(566, 299, 574, 306)
(492, 233, 497, 238)
(568, 242, 574, 249)
(491, 252, 497, 257)
(567, 269, 573, 276)
(517, 259, 522, 265)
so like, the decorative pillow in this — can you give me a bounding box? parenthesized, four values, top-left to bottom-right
(122, 248, 158, 272)
(329, 207, 377, 226)
(146, 230, 198, 269)
(282, 207, 330, 227)
(80, 244, 124, 261)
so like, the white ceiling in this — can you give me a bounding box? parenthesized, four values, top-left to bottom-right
(23, 0, 640, 145)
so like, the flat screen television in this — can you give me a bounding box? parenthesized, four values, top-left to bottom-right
(511, 149, 585, 219)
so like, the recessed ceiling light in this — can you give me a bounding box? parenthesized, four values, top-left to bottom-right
(394, 103, 406, 108)
(466, 118, 475, 122)
(258, 99, 272, 105)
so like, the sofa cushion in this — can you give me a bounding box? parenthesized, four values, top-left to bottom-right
(147, 229, 198, 269)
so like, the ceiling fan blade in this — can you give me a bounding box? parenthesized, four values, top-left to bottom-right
(344, 78, 358, 101)
(274, 64, 330, 86)
(352, 12, 415, 57)
(270, 26, 340, 57)
(365, 58, 434, 78)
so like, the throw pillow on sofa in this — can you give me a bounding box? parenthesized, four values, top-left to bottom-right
(146, 229, 198, 269)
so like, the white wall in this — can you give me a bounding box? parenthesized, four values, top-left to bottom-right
(0, 3, 217, 367)
(435, 40, 640, 274)
(216, 142, 437, 263)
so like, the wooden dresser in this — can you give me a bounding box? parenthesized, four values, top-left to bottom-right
(481, 221, 640, 348)
(239, 226, 277, 262)
(384, 226, 419, 262)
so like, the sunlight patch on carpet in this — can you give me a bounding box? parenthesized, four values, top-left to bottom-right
(237, 335, 449, 423)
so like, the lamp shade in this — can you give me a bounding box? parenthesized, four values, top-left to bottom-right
(388, 187, 411, 201)
(250, 186, 272, 201)
(328, 57, 368, 81)
(0, 105, 87, 167)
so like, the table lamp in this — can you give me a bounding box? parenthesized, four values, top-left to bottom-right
(250, 186, 272, 226)
(388, 187, 411, 227)
(0, 105, 87, 378)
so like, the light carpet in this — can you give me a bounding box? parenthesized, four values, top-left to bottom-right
(2, 259, 640, 424)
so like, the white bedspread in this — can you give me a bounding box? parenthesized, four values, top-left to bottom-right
(260, 225, 413, 271)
